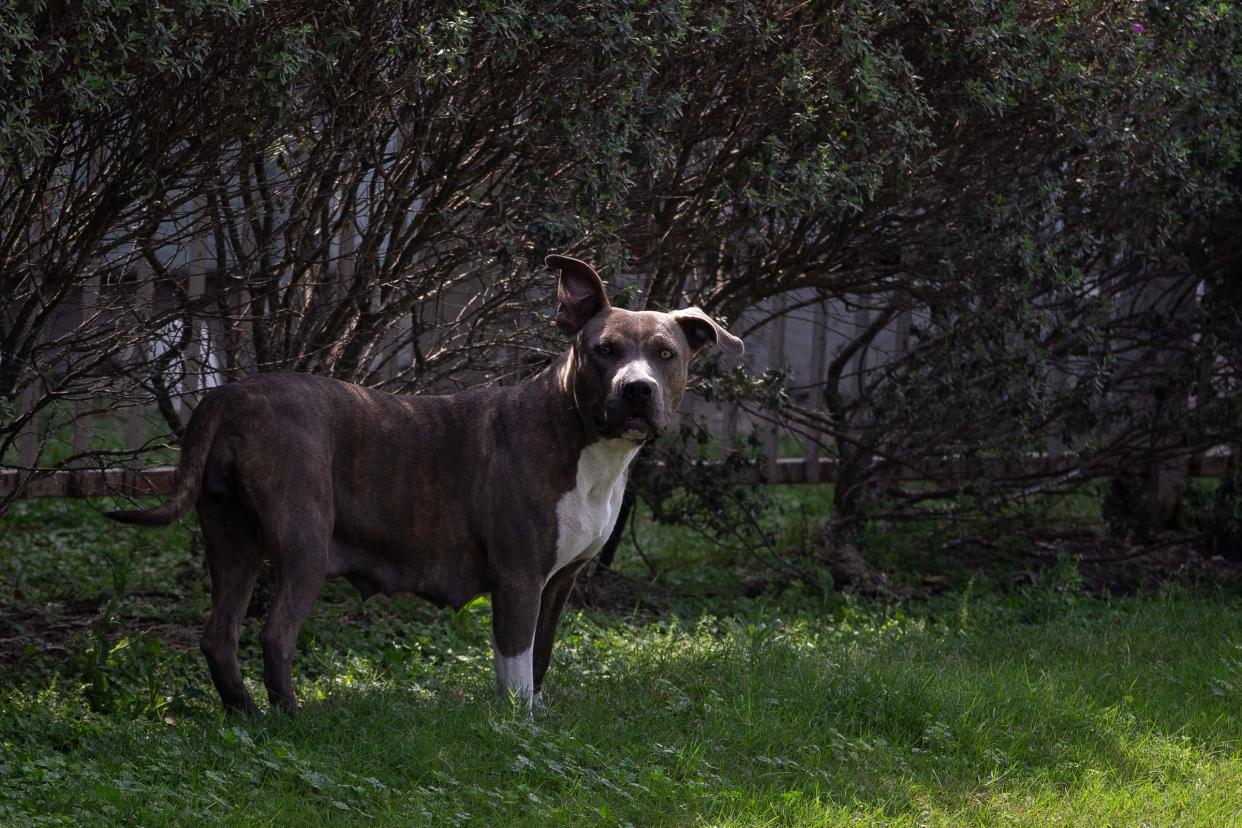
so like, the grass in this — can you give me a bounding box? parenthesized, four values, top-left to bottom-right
(2, 497, 1241, 825)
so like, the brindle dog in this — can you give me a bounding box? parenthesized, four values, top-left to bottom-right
(109, 255, 742, 715)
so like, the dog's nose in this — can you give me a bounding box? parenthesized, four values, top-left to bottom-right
(622, 378, 655, 404)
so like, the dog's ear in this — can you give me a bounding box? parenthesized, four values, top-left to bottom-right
(546, 254, 611, 335)
(670, 307, 745, 357)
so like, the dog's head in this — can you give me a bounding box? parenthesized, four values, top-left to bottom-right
(547, 254, 744, 443)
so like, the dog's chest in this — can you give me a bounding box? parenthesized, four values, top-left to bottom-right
(551, 440, 640, 580)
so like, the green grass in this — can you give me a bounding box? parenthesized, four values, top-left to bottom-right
(2, 498, 1241, 826)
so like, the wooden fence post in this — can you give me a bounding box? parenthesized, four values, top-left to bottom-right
(1142, 276, 1194, 529)
(853, 303, 871, 398)
(765, 295, 786, 481)
(803, 300, 828, 483)
(723, 402, 739, 451)
(17, 385, 38, 469)
(895, 306, 911, 355)
(71, 274, 101, 466)
(123, 256, 156, 463)
(181, 206, 210, 413)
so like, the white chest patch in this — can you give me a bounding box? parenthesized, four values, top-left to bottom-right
(551, 439, 640, 582)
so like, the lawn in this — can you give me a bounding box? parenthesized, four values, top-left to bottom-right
(1, 496, 1241, 826)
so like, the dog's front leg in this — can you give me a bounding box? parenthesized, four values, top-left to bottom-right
(491, 576, 542, 708)
(532, 560, 588, 704)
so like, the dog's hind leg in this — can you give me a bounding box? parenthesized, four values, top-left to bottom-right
(199, 497, 263, 717)
(259, 514, 329, 715)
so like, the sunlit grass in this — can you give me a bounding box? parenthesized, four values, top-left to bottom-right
(2, 499, 1240, 825)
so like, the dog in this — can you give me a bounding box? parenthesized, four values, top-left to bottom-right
(108, 254, 743, 715)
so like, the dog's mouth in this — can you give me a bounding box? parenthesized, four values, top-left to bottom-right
(596, 413, 659, 442)
(620, 417, 650, 441)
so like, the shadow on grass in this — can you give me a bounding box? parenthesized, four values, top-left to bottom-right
(2, 585, 1240, 824)
(166, 594, 1242, 823)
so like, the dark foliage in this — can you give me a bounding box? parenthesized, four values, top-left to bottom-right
(1, 2, 1239, 575)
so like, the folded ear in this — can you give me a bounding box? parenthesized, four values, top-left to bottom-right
(546, 254, 611, 336)
(670, 307, 745, 357)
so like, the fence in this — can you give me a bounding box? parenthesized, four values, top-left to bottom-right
(2, 281, 1234, 502)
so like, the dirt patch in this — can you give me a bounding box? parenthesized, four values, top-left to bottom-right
(0, 598, 201, 673)
(1028, 531, 1242, 595)
(570, 566, 672, 612)
(4, 533, 1238, 668)
(573, 532, 1242, 611)
(908, 530, 1242, 599)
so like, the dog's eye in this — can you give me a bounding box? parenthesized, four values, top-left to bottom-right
(659, 348, 675, 360)
(594, 343, 612, 357)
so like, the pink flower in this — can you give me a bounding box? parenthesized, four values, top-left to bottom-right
(1133, 23, 1145, 34)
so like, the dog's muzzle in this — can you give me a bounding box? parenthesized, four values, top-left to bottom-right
(599, 378, 662, 441)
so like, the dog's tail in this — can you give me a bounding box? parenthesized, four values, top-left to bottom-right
(106, 392, 226, 527)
